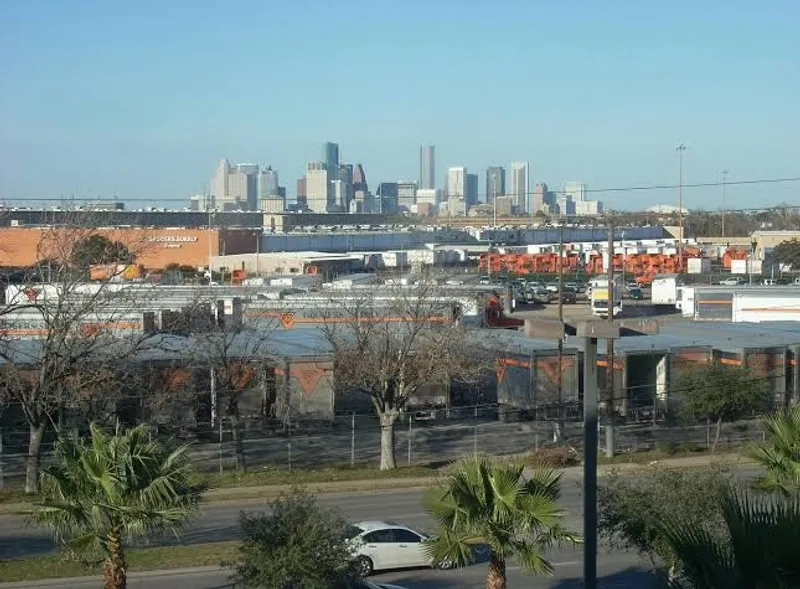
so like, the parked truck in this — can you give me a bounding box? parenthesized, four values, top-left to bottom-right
(589, 275, 623, 318)
(651, 273, 682, 307)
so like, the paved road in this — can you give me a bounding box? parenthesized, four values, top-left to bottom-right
(0, 552, 650, 589)
(0, 468, 758, 589)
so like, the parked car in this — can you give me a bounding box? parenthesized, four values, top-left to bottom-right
(545, 282, 559, 293)
(719, 277, 745, 286)
(347, 521, 452, 575)
(561, 290, 577, 304)
(628, 286, 644, 300)
(565, 281, 582, 293)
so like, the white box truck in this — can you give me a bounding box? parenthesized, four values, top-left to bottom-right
(589, 275, 623, 318)
(651, 274, 681, 307)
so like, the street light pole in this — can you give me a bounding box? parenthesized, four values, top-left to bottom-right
(676, 144, 687, 261)
(721, 169, 729, 238)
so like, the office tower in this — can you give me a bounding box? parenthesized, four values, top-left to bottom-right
(486, 166, 506, 203)
(447, 166, 467, 200)
(563, 181, 587, 202)
(466, 173, 478, 207)
(296, 177, 307, 208)
(557, 195, 576, 216)
(258, 166, 280, 199)
(210, 159, 259, 211)
(305, 161, 329, 213)
(533, 182, 548, 212)
(322, 142, 339, 173)
(415, 188, 441, 206)
(210, 159, 231, 209)
(420, 145, 435, 189)
(338, 164, 354, 212)
(397, 181, 418, 213)
(352, 163, 370, 212)
(509, 160, 530, 214)
(376, 182, 399, 214)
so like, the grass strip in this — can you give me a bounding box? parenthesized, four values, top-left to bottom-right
(0, 541, 238, 583)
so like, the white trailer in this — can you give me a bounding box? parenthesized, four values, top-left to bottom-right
(651, 274, 681, 307)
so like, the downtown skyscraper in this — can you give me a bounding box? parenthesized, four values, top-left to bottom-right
(486, 166, 506, 203)
(509, 160, 530, 214)
(419, 145, 435, 189)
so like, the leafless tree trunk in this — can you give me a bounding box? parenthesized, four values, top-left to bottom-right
(319, 279, 490, 470)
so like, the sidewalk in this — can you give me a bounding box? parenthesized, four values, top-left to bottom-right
(0, 453, 754, 515)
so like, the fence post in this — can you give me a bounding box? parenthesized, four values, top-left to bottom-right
(407, 417, 412, 466)
(706, 417, 711, 450)
(218, 418, 223, 476)
(350, 413, 355, 468)
(473, 405, 478, 456)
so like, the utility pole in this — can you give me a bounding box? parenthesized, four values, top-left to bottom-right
(721, 169, 729, 238)
(556, 224, 564, 443)
(605, 219, 616, 457)
(676, 144, 687, 261)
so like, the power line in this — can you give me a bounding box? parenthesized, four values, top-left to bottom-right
(0, 175, 798, 206)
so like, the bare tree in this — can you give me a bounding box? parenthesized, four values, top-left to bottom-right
(0, 219, 156, 493)
(319, 281, 486, 470)
(190, 300, 278, 473)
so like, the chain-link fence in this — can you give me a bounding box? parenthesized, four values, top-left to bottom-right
(0, 410, 766, 488)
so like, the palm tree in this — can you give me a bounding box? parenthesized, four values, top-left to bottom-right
(660, 489, 800, 588)
(745, 405, 800, 497)
(423, 456, 579, 589)
(27, 423, 204, 589)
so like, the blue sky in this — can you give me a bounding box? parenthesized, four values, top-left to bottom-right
(1, 0, 798, 210)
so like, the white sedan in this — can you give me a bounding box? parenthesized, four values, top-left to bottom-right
(347, 520, 451, 576)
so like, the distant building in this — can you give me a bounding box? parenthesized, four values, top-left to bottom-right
(397, 181, 418, 213)
(563, 181, 587, 202)
(466, 173, 478, 207)
(575, 200, 603, 216)
(305, 162, 329, 213)
(338, 164, 354, 211)
(557, 195, 576, 216)
(322, 142, 339, 176)
(509, 160, 530, 214)
(533, 183, 548, 212)
(296, 177, 307, 209)
(258, 167, 280, 199)
(415, 188, 441, 207)
(376, 182, 399, 215)
(420, 145, 435, 190)
(486, 166, 506, 203)
(189, 194, 213, 211)
(353, 164, 371, 213)
(447, 166, 467, 200)
(210, 159, 259, 211)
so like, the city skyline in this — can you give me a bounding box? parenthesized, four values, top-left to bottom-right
(1, 2, 797, 209)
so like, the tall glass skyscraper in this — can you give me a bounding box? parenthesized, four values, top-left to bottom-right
(322, 142, 339, 173)
(419, 145, 435, 190)
(486, 166, 506, 203)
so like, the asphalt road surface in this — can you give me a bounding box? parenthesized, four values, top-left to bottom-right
(0, 466, 762, 589)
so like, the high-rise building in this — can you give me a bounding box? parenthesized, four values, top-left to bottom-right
(258, 166, 279, 199)
(447, 166, 467, 200)
(486, 166, 506, 203)
(322, 142, 339, 174)
(376, 182, 399, 214)
(533, 182, 548, 212)
(420, 145, 435, 190)
(466, 173, 478, 207)
(397, 181, 418, 213)
(352, 163, 371, 213)
(305, 161, 329, 213)
(210, 159, 259, 211)
(338, 164, 354, 212)
(563, 182, 587, 202)
(509, 160, 530, 214)
(296, 177, 307, 208)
